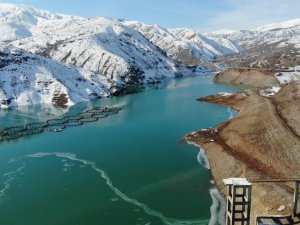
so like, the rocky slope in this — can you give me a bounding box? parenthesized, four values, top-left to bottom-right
(124, 20, 243, 66)
(0, 46, 117, 108)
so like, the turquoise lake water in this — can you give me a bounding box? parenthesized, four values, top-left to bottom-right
(0, 75, 239, 225)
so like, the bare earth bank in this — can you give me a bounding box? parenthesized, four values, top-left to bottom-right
(214, 68, 279, 88)
(183, 81, 300, 224)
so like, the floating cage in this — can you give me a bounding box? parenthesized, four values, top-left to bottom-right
(85, 108, 102, 113)
(3, 132, 21, 140)
(5, 126, 27, 134)
(0, 105, 122, 142)
(78, 116, 99, 123)
(64, 115, 84, 121)
(0, 129, 9, 135)
(26, 122, 48, 130)
(1, 127, 18, 135)
(103, 107, 121, 113)
(93, 113, 108, 119)
(79, 113, 95, 119)
(21, 128, 44, 136)
(47, 118, 68, 125)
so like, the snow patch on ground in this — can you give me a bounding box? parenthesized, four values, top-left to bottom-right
(219, 92, 232, 96)
(209, 188, 226, 225)
(275, 66, 300, 84)
(259, 86, 281, 97)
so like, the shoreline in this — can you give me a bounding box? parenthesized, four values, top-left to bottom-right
(187, 140, 227, 225)
(183, 82, 300, 224)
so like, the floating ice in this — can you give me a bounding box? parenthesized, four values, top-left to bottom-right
(11, 152, 210, 225)
(187, 141, 211, 170)
(209, 188, 226, 225)
(0, 163, 26, 200)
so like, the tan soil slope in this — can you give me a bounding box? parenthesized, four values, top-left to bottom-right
(214, 68, 279, 88)
(183, 82, 300, 224)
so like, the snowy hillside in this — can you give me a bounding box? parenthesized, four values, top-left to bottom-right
(210, 18, 300, 69)
(208, 30, 256, 44)
(171, 28, 243, 57)
(275, 66, 300, 84)
(255, 19, 300, 32)
(0, 4, 205, 89)
(0, 3, 241, 108)
(14, 17, 188, 85)
(209, 18, 300, 49)
(0, 3, 84, 42)
(0, 46, 116, 108)
(124, 21, 243, 65)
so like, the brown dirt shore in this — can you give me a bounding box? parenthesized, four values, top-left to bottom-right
(214, 68, 279, 88)
(183, 81, 300, 224)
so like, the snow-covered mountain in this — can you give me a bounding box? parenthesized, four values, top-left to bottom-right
(209, 19, 300, 49)
(0, 5, 188, 86)
(0, 3, 85, 42)
(0, 46, 117, 108)
(123, 21, 243, 65)
(255, 18, 300, 32)
(208, 30, 256, 45)
(209, 19, 300, 69)
(0, 3, 243, 108)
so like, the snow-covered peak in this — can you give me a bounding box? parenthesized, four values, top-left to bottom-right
(123, 20, 172, 37)
(254, 18, 300, 32)
(0, 4, 218, 109)
(170, 27, 200, 40)
(12, 15, 203, 87)
(208, 18, 300, 50)
(171, 27, 243, 56)
(0, 3, 68, 20)
(0, 3, 243, 65)
(207, 30, 257, 42)
(207, 29, 240, 36)
(0, 3, 84, 42)
(124, 21, 243, 65)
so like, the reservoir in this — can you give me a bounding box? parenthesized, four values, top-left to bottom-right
(0, 75, 239, 225)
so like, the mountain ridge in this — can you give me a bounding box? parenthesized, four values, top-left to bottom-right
(0, 3, 242, 108)
(124, 20, 243, 65)
(208, 18, 300, 69)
